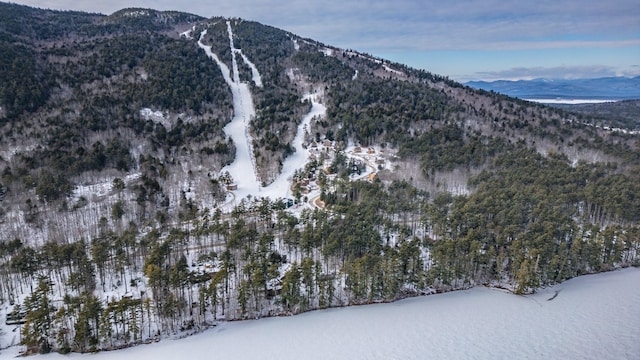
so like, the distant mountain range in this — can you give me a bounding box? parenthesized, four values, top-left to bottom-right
(465, 76, 640, 100)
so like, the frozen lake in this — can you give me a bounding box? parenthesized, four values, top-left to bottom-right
(5, 267, 639, 359)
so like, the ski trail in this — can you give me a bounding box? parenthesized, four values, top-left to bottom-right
(237, 50, 263, 87)
(198, 29, 232, 83)
(198, 21, 326, 204)
(225, 21, 262, 87)
(198, 23, 261, 198)
(261, 92, 326, 198)
(226, 21, 241, 84)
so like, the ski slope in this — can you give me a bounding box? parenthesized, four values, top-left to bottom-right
(198, 23, 261, 197)
(6, 267, 638, 359)
(259, 92, 326, 199)
(199, 22, 328, 206)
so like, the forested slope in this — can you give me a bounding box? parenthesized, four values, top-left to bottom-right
(0, 2, 638, 355)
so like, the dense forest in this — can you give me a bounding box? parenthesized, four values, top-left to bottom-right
(552, 99, 640, 131)
(0, 2, 638, 355)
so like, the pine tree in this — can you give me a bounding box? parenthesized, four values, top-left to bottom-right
(22, 277, 56, 354)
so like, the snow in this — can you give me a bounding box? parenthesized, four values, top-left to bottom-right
(345, 50, 383, 64)
(198, 30, 232, 81)
(139, 108, 171, 128)
(139, 108, 195, 130)
(226, 22, 241, 84)
(140, 108, 164, 120)
(597, 125, 639, 135)
(123, 10, 149, 17)
(237, 51, 263, 87)
(7, 268, 638, 359)
(320, 47, 334, 56)
(179, 26, 195, 39)
(73, 173, 141, 201)
(0, 143, 35, 163)
(216, 91, 327, 210)
(382, 64, 404, 76)
(352, 69, 358, 80)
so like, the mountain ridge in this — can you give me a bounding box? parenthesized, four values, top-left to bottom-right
(465, 76, 640, 100)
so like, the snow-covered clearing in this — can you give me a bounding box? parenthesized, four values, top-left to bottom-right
(0, 143, 36, 163)
(7, 267, 638, 359)
(383, 64, 403, 76)
(320, 47, 334, 56)
(123, 10, 149, 17)
(139, 108, 171, 128)
(596, 125, 639, 135)
(73, 172, 141, 200)
(139, 108, 164, 120)
(179, 26, 195, 40)
(344, 50, 383, 64)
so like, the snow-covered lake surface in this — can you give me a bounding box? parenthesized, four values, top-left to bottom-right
(8, 267, 639, 359)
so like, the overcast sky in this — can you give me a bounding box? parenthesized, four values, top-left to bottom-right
(10, 0, 640, 81)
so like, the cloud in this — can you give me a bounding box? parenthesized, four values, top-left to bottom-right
(10, 0, 640, 81)
(12, 0, 640, 52)
(247, 0, 640, 53)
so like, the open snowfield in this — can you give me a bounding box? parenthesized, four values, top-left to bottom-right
(6, 267, 638, 359)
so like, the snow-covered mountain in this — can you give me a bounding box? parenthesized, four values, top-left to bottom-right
(0, 2, 639, 356)
(465, 76, 640, 101)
